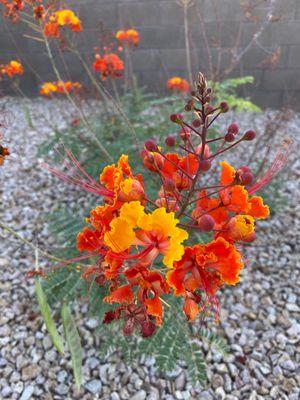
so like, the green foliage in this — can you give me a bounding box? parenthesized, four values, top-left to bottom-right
(210, 76, 261, 112)
(35, 279, 64, 354)
(98, 297, 228, 385)
(61, 304, 83, 389)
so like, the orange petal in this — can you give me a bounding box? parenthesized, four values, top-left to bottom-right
(183, 298, 199, 321)
(104, 284, 134, 304)
(144, 295, 163, 325)
(220, 161, 236, 185)
(248, 196, 270, 219)
(77, 227, 102, 252)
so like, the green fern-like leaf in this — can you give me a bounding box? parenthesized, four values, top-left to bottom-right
(43, 268, 82, 305)
(185, 339, 207, 384)
(199, 328, 229, 355)
(61, 304, 83, 389)
(35, 279, 64, 354)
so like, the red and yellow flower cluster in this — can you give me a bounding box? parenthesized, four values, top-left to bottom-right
(116, 29, 140, 47)
(0, 0, 24, 22)
(46, 73, 274, 337)
(0, 60, 23, 78)
(40, 80, 82, 96)
(44, 9, 82, 38)
(167, 76, 190, 93)
(93, 53, 124, 81)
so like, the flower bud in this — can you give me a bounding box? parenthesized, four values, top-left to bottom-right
(227, 123, 239, 135)
(243, 130, 256, 141)
(163, 178, 176, 192)
(170, 113, 184, 123)
(165, 135, 176, 146)
(144, 139, 158, 152)
(240, 172, 254, 185)
(198, 215, 215, 231)
(198, 159, 211, 172)
(224, 132, 235, 142)
(141, 320, 156, 337)
(123, 319, 135, 336)
(239, 165, 251, 173)
(192, 119, 201, 128)
(205, 105, 214, 115)
(219, 101, 229, 113)
(180, 129, 191, 141)
(185, 104, 192, 111)
(142, 150, 164, 171)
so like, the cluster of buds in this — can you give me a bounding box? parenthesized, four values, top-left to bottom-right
(0, 60, 23, 79)
(39, 80, 82, 96)
(45, 72, 288, 338)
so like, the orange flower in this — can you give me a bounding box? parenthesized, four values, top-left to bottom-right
(142, 150, 198, 191)
(44, 9, 82, 38)
(167, 77, 190, 93)
(116, 29, 139, 46)
(93, 53, 124, 80)
(167, 237, 244, 320)
(40, 81, 82, 96)
(0, 144, 10, 166)
(104, 201, 188, 268)
(0, 60, 23, 78)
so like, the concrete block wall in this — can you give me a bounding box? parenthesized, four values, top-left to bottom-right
(1, 0, 300, 109)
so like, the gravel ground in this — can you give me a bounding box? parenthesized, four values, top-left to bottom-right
(0, 97, 299, 400)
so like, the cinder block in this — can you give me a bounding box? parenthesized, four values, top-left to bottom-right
(117, 1, 162, 27)
(191, 21, 241, 48)
(251, 91, 283, 109)
(131, 49, 161, 71)
(241, 45, 289, 69)
(254, 21, 300, 46)
(139, 26, 185, 49)
(263, 69, 300, 90)
(287, 45, 300, 68)
(74, 3, 119, 29)
(202, 0, 244, 22)
(282, 91, 300, 109)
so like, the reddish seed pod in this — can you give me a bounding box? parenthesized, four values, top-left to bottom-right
(227, 123, 239, 135)
(239, 165, 251, 173)
(185, 104, 192, 111)
(165, 135, 176, 146)
(141, 320, 156, 337)
(198, 159, 212, 172)
(219, 101, 229, 113)
(240, 172, 254, 185)
(198, 215, 215, 231)
(192, 119, 201, 128)
(205, 105, 214, 115)
(224, 133, 235, 142)
(170, 113, 184, 123)
(144, 140, 158, 152)
(243, 130, 256, 141)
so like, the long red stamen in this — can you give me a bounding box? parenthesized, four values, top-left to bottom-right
(248, 139, 293, 194)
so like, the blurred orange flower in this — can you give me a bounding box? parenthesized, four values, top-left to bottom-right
(40, 80, 82, 96)
(116, 29, 139, 47)
(93, 53, 124, 80)
(167, 77, 190, 93)
(0, 60, 23, 78)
